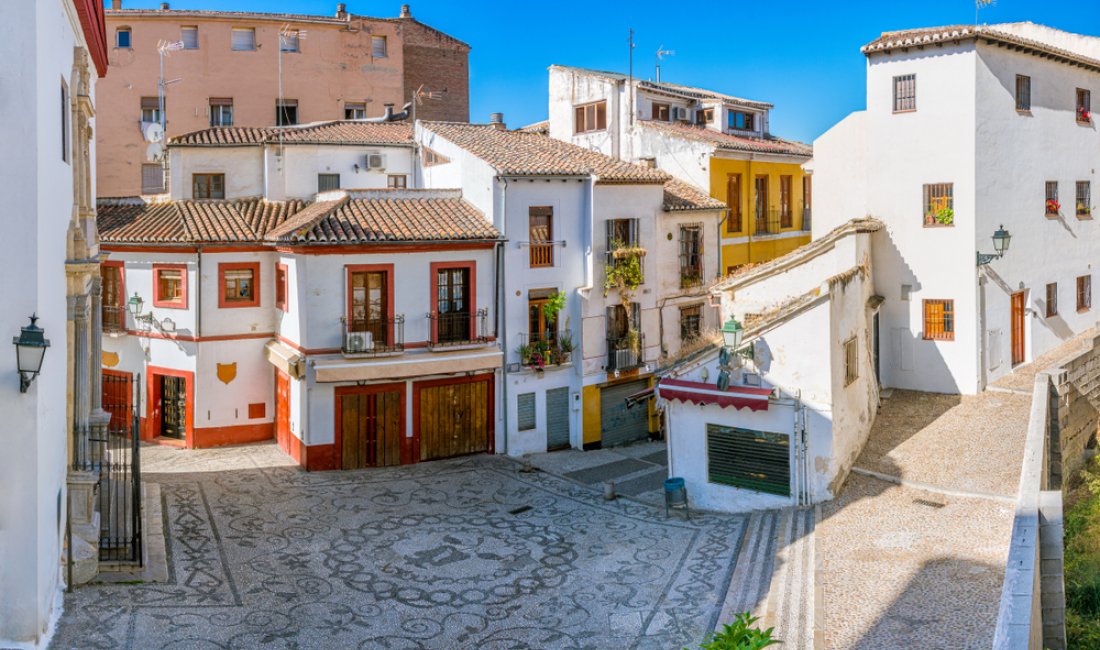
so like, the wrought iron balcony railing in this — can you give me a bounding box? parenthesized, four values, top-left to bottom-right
(343, 316, 404, 355)
(518, 330, 574, 368)
(606, 332, 645, 373)
(427, 308, 489, 348)
(103, 305, 126, 334)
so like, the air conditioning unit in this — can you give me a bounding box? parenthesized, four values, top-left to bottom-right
(672, 107, 689, 121)
(366, 153, 386, 171)
(345, 330, 374, 353)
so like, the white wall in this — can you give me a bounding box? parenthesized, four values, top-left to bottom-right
(811, 111, 868, 235)
(635, 127, 713, 190)
(548, 67, 621, 159)
(267, 144, 414, 200)
(416, 125, 497, 221)
(171, 147, 264, 199)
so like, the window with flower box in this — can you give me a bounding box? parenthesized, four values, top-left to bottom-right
(1077, 181, 1091, 218)
(1077, 88, 1091, 123)
(1046, 181, 1060, 217)
(923, 183, 954, 227)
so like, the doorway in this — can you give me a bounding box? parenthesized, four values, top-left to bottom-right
(159, 375, 187, 440)
(1011, 291, 1026, 366)
(336, 384, 405, 469)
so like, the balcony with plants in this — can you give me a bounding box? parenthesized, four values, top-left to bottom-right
(516, 291, 573, 371)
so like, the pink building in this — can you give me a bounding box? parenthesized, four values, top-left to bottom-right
(99, 2, 469, 197)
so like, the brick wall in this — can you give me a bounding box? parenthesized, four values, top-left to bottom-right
(1049, 333, 1100, 483)
(400, 20, 470, 123)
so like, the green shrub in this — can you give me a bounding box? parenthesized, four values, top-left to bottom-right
(688, 612, 779, 650)
(1065, 457, 1100, 645)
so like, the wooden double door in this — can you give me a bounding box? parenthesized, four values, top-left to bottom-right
(337, 385, 404, 469)
(416, 376, 493, 461)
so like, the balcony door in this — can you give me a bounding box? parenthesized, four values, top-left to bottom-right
(102, 264, 124, 332)
(754, 175, 769, 232)
(350, 270, 388, 347)
(436, 267, 470, 343)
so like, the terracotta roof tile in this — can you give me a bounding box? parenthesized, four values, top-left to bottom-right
(640, 121, 812, 158)
(663, 179, 726, 212)
(170, 121, 413, 147)
(97, 197, 305, 244)
(422, 122, 669, 184)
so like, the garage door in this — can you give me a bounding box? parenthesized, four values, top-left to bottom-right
(546, 387, 570, 450)
(600, 379, 650, 447)
(338, 388, 403, 469)
(418, 376, 492, 461)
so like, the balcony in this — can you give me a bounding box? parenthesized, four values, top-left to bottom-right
(102, 305, 126, 334)
(607, 332, 645, 373)
(517, 330, 574, 370)
(427, 308, 490, 350)
(679, 265, 704, 289)
(342, 316, 404, 356)
(529, 242, 554, 267)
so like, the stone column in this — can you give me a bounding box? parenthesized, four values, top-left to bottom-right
(90, 277, 103, 412)
(69, 294, 90, 462)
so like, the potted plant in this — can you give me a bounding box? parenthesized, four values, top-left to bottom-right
(927, 206, 954, 226)
(558, 330, 575, 358)
(1079, 107, 1092, 123)
(1079, 203, 1093, 217)
(516, 343, 533, 366)
(1047, 199, 1061, 216)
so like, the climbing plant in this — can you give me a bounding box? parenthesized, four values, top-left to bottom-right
(603, 238, 646, 335)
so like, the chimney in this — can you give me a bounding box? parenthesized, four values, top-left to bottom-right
(159, 2, 169, 9)
(400, 4, 411, 18)
(111, 0, 122, 9)
(335, 3, 347, 19)
(489, 113, 506, 130)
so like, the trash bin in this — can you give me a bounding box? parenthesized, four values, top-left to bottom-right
(664, 477, 690, 519)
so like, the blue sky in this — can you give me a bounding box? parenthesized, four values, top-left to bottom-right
(113, 1, 1100, 142)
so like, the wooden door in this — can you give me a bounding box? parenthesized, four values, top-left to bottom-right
(275, 369, 290, 454)
(418, 377, 491, 461)
(338, 388, 403, 469)
(102, 370, 132, 432)
(160, 376, 186, 439)
(754, 175, 769, 232)
(1011, 291, 1026, 366)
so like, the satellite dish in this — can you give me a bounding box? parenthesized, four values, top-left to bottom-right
(141, 121, 164, 143)
(716, 370, 730, 391)
(145, 142, 164, 162)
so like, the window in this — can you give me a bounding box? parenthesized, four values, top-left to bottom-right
(651, 103, 670, 121)
(348, 267, 391, 347)
(422, 146, 450, 167)
(317, 174, 340, 192)
(706, 424, 790, 496)
(679, 224, 703, 288)
(726, 173, 742, 233)
(1078, 275, 1092, 312)
(893, 74, 916, 112)
(606, 303, 640, 341)
(844, 336, 858, 386)
(101, 263, 125, 333)
(231, 28, 255, 51)
(923, 299, 955, 341)
(679, 304, 702, 343)
(60, 80, 69, 163)
(140, 96, 162, 124)
(779, 175, 793, 228)
(573, 101, 607, 134)
(219, 262, 260, 308)
(344, 102, 366, 120)
(276, 99, 298, 126)
(728, 110, 755, 131)
(803, 175, 812, 229)
(605, 218, 641, 278)
(275, 264, 288, 312)
(754, 175, 769, 232)
(1016, 75, 1031, 111)
(923, 183, 954, 227)
(371, 35, 388, 58)
(435, 266, 471, 343)
(1077, 88, 1092, 123)
(116, 27, 132, 49)
(528, 288, 560, 345)
(1046, 282, 1058, 318)
(209, 97, 233, 127)
(1077, 181, 1091, 217)
(696, 108, 714, 125)
(387, 174, 407, 189)
(280, 29, 299, 52)
(529, 207, 553, 267)
(192, 173, 225, 199)
(141, 164, 165, 194)
(517, 393, 536, 431)
(1046, 181, 1060, 216)
(181, 26, 198, 49)
(153, 265, 187, 308)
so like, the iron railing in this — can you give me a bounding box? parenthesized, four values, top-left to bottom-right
(518, 330, 574, 368)
(607, 332, 645, 372)
(753, 207, 806, 235)
(102, 305, 126, 333)
(428, 308, 489, 348)
(343, 316, 405, 355)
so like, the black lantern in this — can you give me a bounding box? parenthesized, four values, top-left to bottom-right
(12, 314, 50, 393)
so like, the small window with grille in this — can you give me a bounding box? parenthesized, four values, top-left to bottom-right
(923, 183, 954, 227)
(1046, 181, 1060, 216)
(893, 74, 916, 112)
(679, 304, 702, 343)
(1015, 75, 1031, 111)
(1076, 181, 1091, 217)
(844, 336, 858, 386)
(318, 174, 340, 193)
(923, 299, 955, 341)
(678, 224, 703, 288)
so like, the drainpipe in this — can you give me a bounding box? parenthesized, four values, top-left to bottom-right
(497, 177, 510, 455)
(716, 208, 729, 278)
(574, 175, 597, 449)
(196, 246, 203, 337)
(977, 271, 987, 391)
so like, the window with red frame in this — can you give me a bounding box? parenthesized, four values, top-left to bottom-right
(275, 264, 288, 311)
(219, 263, 260, 308)
(153, 266, 187, 309)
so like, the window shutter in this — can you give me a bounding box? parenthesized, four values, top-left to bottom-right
(629, 218, 639, 246)
(517, 393, 536, 431)
(231, 28, 255, 51)
(181, 26, 198, 49)
(141, 97, 160, 110)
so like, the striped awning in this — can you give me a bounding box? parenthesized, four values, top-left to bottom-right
(656, 378, 772, 411)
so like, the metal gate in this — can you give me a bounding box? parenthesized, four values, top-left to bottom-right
(600, 379, 651, 447)
(81, 371, 143, 563)
(546, 387, 570, 450)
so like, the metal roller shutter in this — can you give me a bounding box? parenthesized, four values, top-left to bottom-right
(546, 387, 570, 450)
(706, 424, 790, 496)
(600, 379, 650, 447)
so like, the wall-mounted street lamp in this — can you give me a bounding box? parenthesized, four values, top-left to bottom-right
(128, 292, 176, 333)
(717, 318, 754, 391)
(13, 314, 49, 393)
(976, 225, 1012, 266)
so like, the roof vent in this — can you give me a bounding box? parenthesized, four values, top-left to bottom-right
(400, 4, 412, 17)
(159, 2, 169, 9)
(111, 0, 122, 8)
(336, 3, 347, 19)
(489, 113, 506, 131)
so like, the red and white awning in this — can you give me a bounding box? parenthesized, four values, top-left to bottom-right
(656, 378, 772, 411)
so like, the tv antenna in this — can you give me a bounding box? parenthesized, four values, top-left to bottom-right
(656, 46, 674, 83)
(276, 25, 307, 155)
(410, 84, 443, 125)
(155, 40, 183, 189)
(628, 29, 636, 126)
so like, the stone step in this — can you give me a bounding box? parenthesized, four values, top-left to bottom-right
(719, 510, 780, 624)
(764, 507, 816, 649)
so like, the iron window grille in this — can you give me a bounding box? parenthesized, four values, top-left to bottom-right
(893, 74, 916, 112)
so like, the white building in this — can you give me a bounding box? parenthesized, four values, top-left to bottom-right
(417, 119, 725, 454)
(0, 0, 108, 646)
(813, 23, 1100, 394)
(658, 219, 882, 512)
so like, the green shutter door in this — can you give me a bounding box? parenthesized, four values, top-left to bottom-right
(706, 424, 790, 496)
(546, 387, 570, 450)
(600, 379, 650, 447)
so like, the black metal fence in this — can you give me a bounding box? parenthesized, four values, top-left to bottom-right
(343, 316, 405, 354)
(607, 332, 645, 373)
(428, 308, 489, 348)
(77, 372, 143, 564)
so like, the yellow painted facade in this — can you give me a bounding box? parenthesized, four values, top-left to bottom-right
(709, 156, 812, 273)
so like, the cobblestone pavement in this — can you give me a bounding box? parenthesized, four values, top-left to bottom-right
(53, 443, 749, 650)
(524, 441, 669, 506)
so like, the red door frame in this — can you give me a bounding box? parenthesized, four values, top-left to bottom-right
(412, 373, 495, 462)
(334, 382, 407, 468)
(146, 366, 195, 446)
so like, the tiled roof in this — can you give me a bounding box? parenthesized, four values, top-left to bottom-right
(265, 190, 500, 244)
(663, 179, 726, 212)
(97, 197, 304, 244)
(640, 120, 812, 158)
(550, 65, 772, 109)
(170, 121, 413, 147)
(517, 120, 549, 134)
(862, 24, 1100, 73)
(422, 122, 670, 184)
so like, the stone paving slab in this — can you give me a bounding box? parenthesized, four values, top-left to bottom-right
(563, 457, 651, 484)
(53, 443, 749, 650)
(614, 469, 670, 497)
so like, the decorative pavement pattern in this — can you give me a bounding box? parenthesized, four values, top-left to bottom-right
(52, 443, 750, 650)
